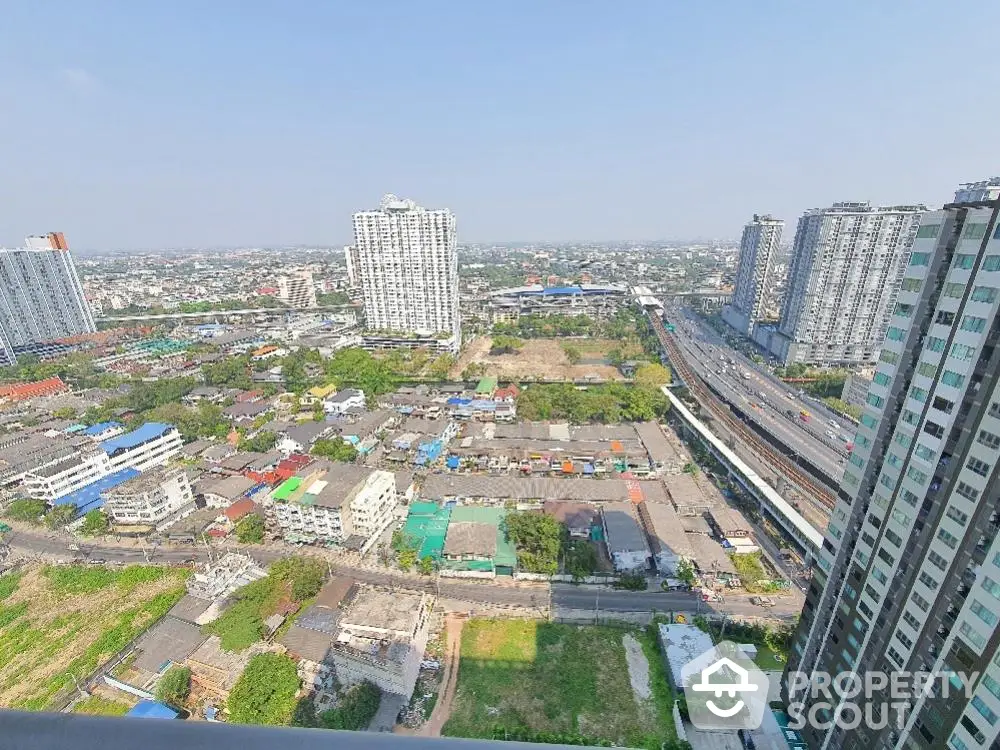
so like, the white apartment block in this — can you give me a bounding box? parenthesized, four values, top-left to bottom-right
(101, 422, 183, 474)
(22, 422, 183, 504)
(786, 185, 1000, 749)
(770, 202, 926, 366)
(722, 214, 784, 336)
(277, 271, 317, 309)
(0, 232, 95, 365)
(839, 366, 876, 409)
(22, 451, 111, 503)
(270, 465, 397, 554)
(101, 466, 195, 529)
(353, 194, 460, 352)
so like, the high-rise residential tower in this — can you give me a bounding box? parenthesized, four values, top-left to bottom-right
(722, 214, 784, 336)
(277, 271, 317, 309)
(352, 194, 460, 352)
(769, 202, 926, 366)
(784, 185, 1000, 749)
(0, 232, 95, 365)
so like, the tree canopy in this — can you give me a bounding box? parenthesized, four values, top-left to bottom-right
(155, 665, 191, 708)
(325, 348, 397, 397)
(235, 514, 265, 544)
(490, 335, 524, 355)
(45, 504, 77, 529)
(319, 682, 381, 730)
(79, 509, 110, 537)
(503, 512, 561, 575)
(312, 438, 358, 463)
(4, 498, 47, 523)
(227, 653, 300, 725)
(634, 363, 672, 387)
(516, 383, 669, 424)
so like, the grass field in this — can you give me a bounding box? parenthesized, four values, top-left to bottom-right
(561, 338, 646, 358)
(0, 564, 188, 710)
(72, 695, 132, 716)
(442, 619, 676, 748)
(754, 645, 785, 671)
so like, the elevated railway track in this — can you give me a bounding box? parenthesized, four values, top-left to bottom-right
(646, 311, 837, 512)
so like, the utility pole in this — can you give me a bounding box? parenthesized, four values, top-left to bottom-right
(66, 671, 86, 700)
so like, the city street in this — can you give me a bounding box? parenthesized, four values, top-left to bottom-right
(2, 527, 801, 618)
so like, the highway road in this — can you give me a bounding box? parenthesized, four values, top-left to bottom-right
(664, 305, 849, 485)
(2, 528, 801, 618)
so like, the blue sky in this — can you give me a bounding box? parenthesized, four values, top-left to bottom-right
(1, 1, 997, 250)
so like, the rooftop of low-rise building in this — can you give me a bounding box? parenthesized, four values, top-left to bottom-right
(602, 502, 650, 554)
(104, 465, 184, 496)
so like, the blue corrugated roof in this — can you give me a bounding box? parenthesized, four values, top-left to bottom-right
(83, 421, 123, 436)
(126, 700, 179, 720)
(541, 286, 584, 295)
(51, 467, 140, 515)
(100, 422, 173, 455)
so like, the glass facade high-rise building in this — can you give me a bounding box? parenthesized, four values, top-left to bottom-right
(785, 184, 1000, 749)
(769, 202, 926, 366)
(352, 194, 460, 352)
(0, 232, 95, 365)
(722, 213, 784, 336)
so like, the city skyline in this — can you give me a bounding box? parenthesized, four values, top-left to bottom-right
(2, 2, 998, 249)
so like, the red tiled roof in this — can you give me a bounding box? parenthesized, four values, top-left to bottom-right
(0, 376, 69, 402)
(224, 498, 258, 522)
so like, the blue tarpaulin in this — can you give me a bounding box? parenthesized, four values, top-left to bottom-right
(52, 467, 140, 516)
(447, 397, 471, 406)
(126, 700, 179, 720)
(446, 456, 460, 469)
(583, 463, 595, 474)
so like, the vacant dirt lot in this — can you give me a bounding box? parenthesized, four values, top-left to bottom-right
(452, 337, 624, 382)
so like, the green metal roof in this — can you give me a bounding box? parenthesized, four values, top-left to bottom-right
(475, 377, 498, 394)
(272, 476, 302, 501)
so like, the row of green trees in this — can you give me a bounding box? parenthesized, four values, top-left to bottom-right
(5, 498, 108, 534)
(516, 383, 669, 423)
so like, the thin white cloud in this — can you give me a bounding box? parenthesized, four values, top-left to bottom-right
(57, 67, 100, 94)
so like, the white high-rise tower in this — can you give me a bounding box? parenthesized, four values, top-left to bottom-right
(785, 183, 1000, 749)
(723, 214, 784, 336)
(771, 202, 926, 366)
(352, 195, 460, 352)
(0, 232, 95, 365)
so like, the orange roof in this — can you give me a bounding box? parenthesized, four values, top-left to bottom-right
(625, 479, 644, 504)
(252, 345, 278, 356)
(0, 376, 69, 403)
(562, 460, 575, 474)
(224, 498, 258, 522)
(610, 440, 624, 453)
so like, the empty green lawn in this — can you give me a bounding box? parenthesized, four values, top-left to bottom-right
(443, 619, 676, 748)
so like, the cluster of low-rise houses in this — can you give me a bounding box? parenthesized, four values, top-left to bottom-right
(0, 373, 769, 588)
